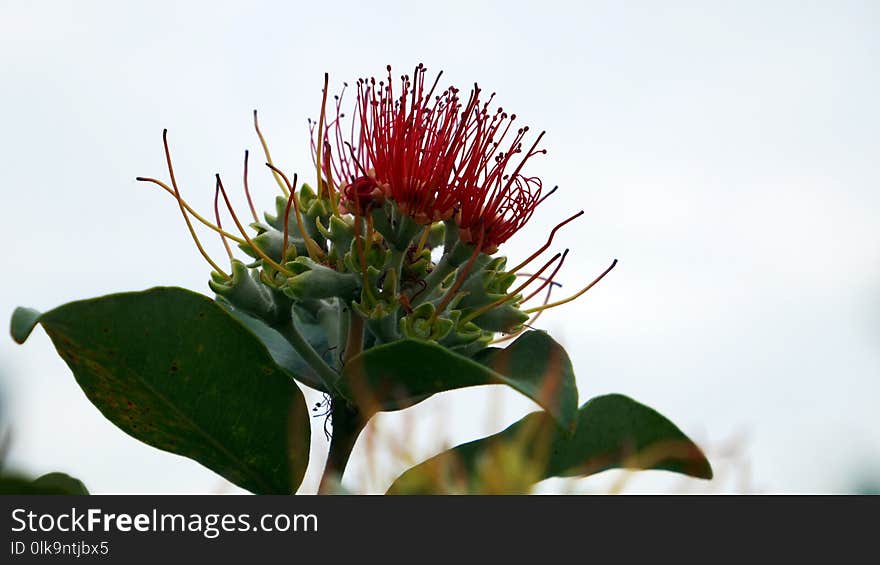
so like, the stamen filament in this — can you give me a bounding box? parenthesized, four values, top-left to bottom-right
(515, 273, 563, 288)
(461, 250, 563, 325)
(535, 185, 559, 206)
(491, 282, 558, 345)
(509, 210, 583, 274)
(521, 249, 569, 303)
(214, 184, 233, 259)
(523, 259, 617, 314)
(265, 163, 325, 261)
(315, 73, 338, 210)
(159, 130, 229, 279)
(242, 150, 259, 222)
(136, 177, 246, 244)
(253, 110, 290, 197)
(281, 173, 298, 262)
(216, 174, 292, 276)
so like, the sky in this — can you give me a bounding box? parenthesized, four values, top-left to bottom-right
(1, 0, 878, 493)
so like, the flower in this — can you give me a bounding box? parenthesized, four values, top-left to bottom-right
(316, 64, 475, 222)
(318, 65, 548, 253)
(454, 109, 548, 254)
(140, 66, 614, 354)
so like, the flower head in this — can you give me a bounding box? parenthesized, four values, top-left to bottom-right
(454, 105, 548, 254)
(140, 66, 615, 363)
(317, 64, 477, 222)
(318, 65, 548, 254)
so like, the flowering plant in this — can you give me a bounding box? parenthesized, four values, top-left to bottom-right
(10, 66, 711, 494)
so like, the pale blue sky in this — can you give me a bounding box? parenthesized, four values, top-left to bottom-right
(1, 0, 878, 493)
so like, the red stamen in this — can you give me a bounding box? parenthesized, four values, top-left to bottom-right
(521, 249, 568, 303)
(455, 111, 549, 250)
(265, 163, 324, 261)
(216, 174, 290, 275)
(160, 129, 228, 279)
(492, 280, 558, 345)
(460, 250, 562, 325)
(242, 150, 259, 222)
(214, 183, 233, 259)
(509, 210, 583, 273)
(317, 64, 477, 223)
(281, 173, 298, 262)
(523, 259, 618, 314)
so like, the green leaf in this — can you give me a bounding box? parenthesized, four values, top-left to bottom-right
(31, 472, 89, 495)
(342, 331, 577, 431)
(388, 394, 712, 494)
(12, 287, 310, 494)
(10, 306, 42, 344)
(0, 472, 88, 495)
(219, 302, 331, 392)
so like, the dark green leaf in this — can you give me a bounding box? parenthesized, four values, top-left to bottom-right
(10, 307, 41, 344)
(388, 394, 712, 494)
(342, 331, 577, 431)
(12, 287, 310, 494)
(31, 472, 89, 495)
(0, 472, 88, 495)
(219, 302, 330, 392)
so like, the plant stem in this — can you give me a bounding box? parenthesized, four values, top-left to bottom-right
(394, 214, 421, 249)
(343, 310, 364, 364)
(389, 247, 406, 294)
(318, 399, 365, 494)
(413, 241, 474, 307)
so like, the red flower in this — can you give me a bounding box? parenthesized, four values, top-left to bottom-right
(317, 65, 549, 252)
(454, 104, 548, 254)
(317, 64, 478, 222)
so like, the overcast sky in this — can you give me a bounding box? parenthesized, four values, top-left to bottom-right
(1, 0, 878, 493)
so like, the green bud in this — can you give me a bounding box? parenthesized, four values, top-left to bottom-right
(439, 313, 483, 348)
(283, 257, 360, 301)
(353, 299, 400, 344)
(316, 215, 355, 265)
(470, 303, 529, 333)
(239, 225, 305, 263)
(302, 195, 330, 250)
(400, 303, 454, 342)
(209, 259, 291, 325)
(426, 222, 445, 249)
